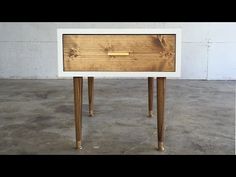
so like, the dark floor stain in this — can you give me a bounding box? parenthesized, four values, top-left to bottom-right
(24, 115, 60, 130)
(191, 142, 205, 152)
(215, 122, 224, 126)
(30, 115, 55, 123)
(0, 106, 19, 113)
(34, 90, 55, 99)
(188, 95, 199, 99)
(8, 91, 22, 97)
(54, 105, 73, 114)
(115, 121, 139, 127)
(182, 130, 190, 134)
(2, 116, 15, 120)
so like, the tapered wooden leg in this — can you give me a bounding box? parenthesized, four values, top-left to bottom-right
(147, 77, 154, 117)
(73, 77, 83, 149)
(156, 77, 166, 151)
(88, 77, 94, 117)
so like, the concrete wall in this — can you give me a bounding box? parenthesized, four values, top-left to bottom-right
(0, 22, 235, 80)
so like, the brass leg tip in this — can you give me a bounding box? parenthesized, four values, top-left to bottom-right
(76, 141, 82, 150)
(89, 111, 94, 117)
(147, 111, 153, 118)
(157, 142, 165, 151)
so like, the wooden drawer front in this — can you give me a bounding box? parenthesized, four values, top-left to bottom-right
(63, 35, 176, 72)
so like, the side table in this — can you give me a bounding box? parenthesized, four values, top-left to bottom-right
(57, 28, 181, 151)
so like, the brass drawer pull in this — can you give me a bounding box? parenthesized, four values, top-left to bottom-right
(107, 52, 130, 56)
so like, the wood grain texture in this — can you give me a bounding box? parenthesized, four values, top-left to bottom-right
(148, 77, 154, 117)
(63, 35, 176, 72)
(88, 77, 94, 117)
(73, 77, 83, 149)
(157, 77, 166, 151)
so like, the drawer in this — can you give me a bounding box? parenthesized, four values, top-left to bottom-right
(63, 34, 176, 72)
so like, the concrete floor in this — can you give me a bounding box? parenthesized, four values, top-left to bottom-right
(0, 79, 235, 154)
